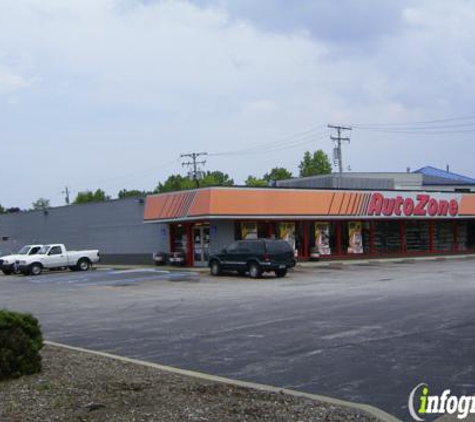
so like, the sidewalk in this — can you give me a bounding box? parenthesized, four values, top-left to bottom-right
(97, 253, 475, 274)
(300, 253, 475, 268)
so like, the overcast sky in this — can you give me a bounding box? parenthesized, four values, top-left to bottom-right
(1, 0, 475, 208)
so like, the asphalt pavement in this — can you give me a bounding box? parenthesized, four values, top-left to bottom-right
(1, 259, 475, 420)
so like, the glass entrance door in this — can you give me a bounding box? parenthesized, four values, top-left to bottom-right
(193, 225, 210, 266)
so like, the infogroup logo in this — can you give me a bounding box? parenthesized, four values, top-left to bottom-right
(409, 383, 475, 421)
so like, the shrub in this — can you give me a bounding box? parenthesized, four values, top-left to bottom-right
(0, 309, 43, 380)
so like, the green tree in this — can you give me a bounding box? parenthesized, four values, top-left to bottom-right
(245, 175, 268, 187)
(263, 167, 292, 182)
(155, 175, 195, 193)
(31, 198, 50, 211)
(73, 189, 109, 204)
(118, 189, 147, 199)
(155, 171, 234, 193)
(299, 150, 332, 177)
(200, 171, 234, 187)
(0, 204, 5, 214)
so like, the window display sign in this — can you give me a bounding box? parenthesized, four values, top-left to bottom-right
(348, 222, 364, 254)
(241, 222, 258, 240)
(279, 223, 296, 250)
(315, 222, 331, 255)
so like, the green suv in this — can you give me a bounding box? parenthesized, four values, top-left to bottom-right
(208, 239, 296, 278)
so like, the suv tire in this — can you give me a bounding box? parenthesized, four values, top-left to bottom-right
(275, 268, 287, 278)
(248, 262, 262, 279)
(210, 260, 222, 276)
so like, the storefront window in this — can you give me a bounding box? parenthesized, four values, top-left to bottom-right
(434, 221, 454, 252)
(241, 222, 258, 239)
(339, 221, 367, 255)
(257, 222, 269, 239)
(347, 222, 364, 254)
(405, 221, 430, 252)
(171, 224, 187, 253)
(467, 221, 475, 250)
(278, 222, 296, 250)
(373, 221, 401, 253)
(314, 222, 331, 255)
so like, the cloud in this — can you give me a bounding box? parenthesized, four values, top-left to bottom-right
(243, 100, 278, 114)
(0, 0, 474, 208)
(191, 0, 406, 45)
(0, 66, 31, 95)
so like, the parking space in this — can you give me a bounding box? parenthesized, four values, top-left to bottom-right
(13, 267, 200, 286)
(2, 258, 475, 420)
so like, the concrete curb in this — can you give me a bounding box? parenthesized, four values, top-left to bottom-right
(45, 340, 401, 422)
(299, 254, 475, 268)
(96, 264, 209, 274)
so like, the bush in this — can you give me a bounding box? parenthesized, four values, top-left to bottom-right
(0, 309, 43, 380)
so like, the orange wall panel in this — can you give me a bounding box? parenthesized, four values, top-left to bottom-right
(459, 195, 475, 216)
(203, 189, 334, 216)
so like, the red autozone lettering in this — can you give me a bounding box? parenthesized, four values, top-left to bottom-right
(367, 193, 459, 217)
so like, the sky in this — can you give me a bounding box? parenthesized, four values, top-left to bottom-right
(1, 0, 475, 208)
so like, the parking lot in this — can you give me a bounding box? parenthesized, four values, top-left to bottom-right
(1, 258, 475, 420)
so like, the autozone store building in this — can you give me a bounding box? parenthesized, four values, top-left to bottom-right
(143, 187, 475, 266)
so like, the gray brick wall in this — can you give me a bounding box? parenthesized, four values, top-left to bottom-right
(209, 220, 235, 254)
(0, 198, 169, 264)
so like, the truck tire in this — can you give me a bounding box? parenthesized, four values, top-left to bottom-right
(29, 263, 43, 276)
(248, 262, 262, 279)
(2, 269, 12, 275)
(210, 260, 222, 276)
(77, 258, 91, 272)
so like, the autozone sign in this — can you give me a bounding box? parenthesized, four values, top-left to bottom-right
(367, 193, 459, 217)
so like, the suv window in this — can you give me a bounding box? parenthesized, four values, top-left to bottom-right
(30, 247, 41, 255)
(245, 241, 265, 254)
(48, 246, 62, 255)
(226, 242, 240, 253)
(266, 241, 292, 254)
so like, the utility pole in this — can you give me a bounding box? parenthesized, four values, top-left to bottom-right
(328, 124, 352, 174)
(180, 152, 208, 188)
(62, 186, 71, 205)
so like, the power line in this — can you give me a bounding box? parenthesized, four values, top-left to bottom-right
(181, 152, 208, 188)
(353, 127, 475, 135)
(351, 113, 475, 127)
(353, 121, 475, 130)
(209, 124, 327, 157)
(328, 124, 352, 174)
(71, 158, 180, 191)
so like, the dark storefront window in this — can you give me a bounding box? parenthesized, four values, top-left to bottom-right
(362, 222, 371, 254)
(458, 222, 468, 252)
(171, 224, 187, 253)
(373, 221, 401, 253)
(258, 222, 268, 239)
(467, 221, 475, 250)
(405, 221, 430, 252)
(434, 221, 454, 252)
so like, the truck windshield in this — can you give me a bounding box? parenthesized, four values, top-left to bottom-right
(17, 246, 31, 255)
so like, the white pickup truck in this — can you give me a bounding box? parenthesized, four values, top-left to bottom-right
(0, 245, 43, 275)
(18, 244, 100, 276)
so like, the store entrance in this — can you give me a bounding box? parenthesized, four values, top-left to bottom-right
(193, 225, 210, 266)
